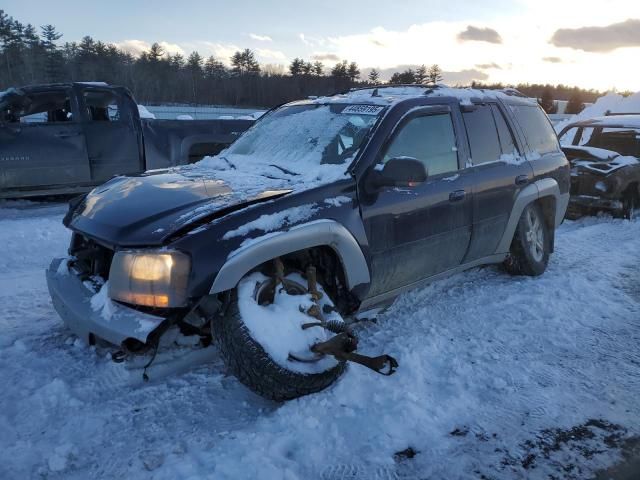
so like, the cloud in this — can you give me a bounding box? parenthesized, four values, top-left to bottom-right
(550, 18, 640, 52)
(115, 39, 184, 57)
(311, 52, 341, 62)
(457, 26, 503, 44)
(255, 48, 287, 62)
(249, 33, 272, 42)
(475, 62, 501, 69)
(542, 56, 563, 63)
(370, 39, 386, 47)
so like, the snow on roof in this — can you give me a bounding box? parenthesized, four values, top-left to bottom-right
(555, 91, 640, 132)
(574, 114, 640, 128)
(310, 84, 536, 107)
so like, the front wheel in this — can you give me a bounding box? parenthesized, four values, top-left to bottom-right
(504, 203, 550, 276)
(212, 271, 346, 401)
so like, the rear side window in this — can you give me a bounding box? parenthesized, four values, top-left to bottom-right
(383, 113, 458, 176)
(463, 105, 501, 165)
(83, 90, 120, 122)
(510, 105, 559, 154)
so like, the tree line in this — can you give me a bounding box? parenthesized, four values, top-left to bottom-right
(0, 9, 618, 110)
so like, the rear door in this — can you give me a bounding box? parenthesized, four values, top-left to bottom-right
(360, 106, 474, 298)
(0, 88, 91, 191)
(462, 103, 534, 261)
(80, 87, 143, 183)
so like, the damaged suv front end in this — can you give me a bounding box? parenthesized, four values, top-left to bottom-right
(46, 100, 382, 356)
(559, 116, 640, 218)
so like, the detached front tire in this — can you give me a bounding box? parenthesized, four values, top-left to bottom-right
(212, 272, 346, 401)
(504, 203, 550, 276)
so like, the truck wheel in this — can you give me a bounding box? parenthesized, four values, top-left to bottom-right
(504, 203, 550, 276)
(212, 271, 346, 401)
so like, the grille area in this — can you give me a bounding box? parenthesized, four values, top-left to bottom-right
(68, 233, 114, 281)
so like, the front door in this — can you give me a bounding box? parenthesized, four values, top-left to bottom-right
(0, 88, 90, 191)
(80, 87, 143, 183)
(360, 107, 474, 298)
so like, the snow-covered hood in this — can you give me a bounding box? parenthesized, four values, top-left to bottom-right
(67, 170, 292, 247)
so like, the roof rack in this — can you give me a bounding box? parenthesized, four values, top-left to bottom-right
(336, 83, 439, 97)
(498, 88, 527, 98)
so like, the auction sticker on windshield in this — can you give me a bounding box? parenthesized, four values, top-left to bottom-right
(341, 105, 384, 115)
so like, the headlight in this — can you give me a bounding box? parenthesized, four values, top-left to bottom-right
(108, 250, 191, 308)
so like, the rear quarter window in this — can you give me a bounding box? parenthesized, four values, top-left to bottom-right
(510, 105, 559, 154)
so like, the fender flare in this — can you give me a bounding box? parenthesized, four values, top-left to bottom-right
(209, 219, 370, 294)
(495, 178, 569, 254)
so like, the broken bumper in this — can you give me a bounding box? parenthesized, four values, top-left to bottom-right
(569, 195, 623, 212)
(46, 258, 165, 346)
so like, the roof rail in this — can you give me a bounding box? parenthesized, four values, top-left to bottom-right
(499, 88, 527, 98)
(336, 83, 439, 97)
(604, 111, 640, 116)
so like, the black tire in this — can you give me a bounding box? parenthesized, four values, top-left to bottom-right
(212, 289, 346, 402)
(504, 203, 550, 276)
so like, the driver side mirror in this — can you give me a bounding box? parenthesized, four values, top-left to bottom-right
(372, 157, 428, 188)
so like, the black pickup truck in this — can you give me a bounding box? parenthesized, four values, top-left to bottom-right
(0, 82, 253, 198)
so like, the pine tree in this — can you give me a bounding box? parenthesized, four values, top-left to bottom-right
(389, 69, 415, 84)
(415, 65, 428, 84)
(204, 55, 226, 79)
(539, 86, 556, 114)
(312, 61, 323, 76)
(566, 89, 585, 114)
(368, 68, 379, 83)
(330, 60, 348, 78)
(231, 48, 260, 76)
(427, 64, 443, 85)
(40, 24, 63, 82)
(347, 62, 360, 82)
(148, 42, 164, 62)
(289, 57, 304, 76)
(302, 61, 313, 75)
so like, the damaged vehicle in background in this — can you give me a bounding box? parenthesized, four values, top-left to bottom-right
(558, 115, 640, 219)
(46, 85, 569, 401)
(0, 82, 253, 199)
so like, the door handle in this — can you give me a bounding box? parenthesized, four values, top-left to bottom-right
(515, 175, 529, 186)
(55, 132, 80, 138)
(449, 190, 466, 202)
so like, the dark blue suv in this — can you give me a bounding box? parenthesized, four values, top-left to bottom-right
(47, 85, 570, 400)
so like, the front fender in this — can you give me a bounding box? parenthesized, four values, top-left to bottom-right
(209, 219, 370, 294)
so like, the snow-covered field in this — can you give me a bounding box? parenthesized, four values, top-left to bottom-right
(0, 201, 639, 480)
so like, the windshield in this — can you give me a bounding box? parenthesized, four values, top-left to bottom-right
(215, 103, 381, 171)
(560, 126, 640, 157)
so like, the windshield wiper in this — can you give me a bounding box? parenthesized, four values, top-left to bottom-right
(268, 164, 299, 176)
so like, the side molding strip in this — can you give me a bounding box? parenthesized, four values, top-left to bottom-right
(210, 219, 370, 294)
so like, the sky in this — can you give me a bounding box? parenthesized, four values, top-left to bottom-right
(3, 0, 640, 91)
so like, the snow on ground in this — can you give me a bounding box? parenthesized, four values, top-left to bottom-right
(0, 202, 639, 479)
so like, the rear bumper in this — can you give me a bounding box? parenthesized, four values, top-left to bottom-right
(569, 195, 623, 212)
(46, 258, 165, 346)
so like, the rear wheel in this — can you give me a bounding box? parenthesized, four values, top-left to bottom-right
(504, 203, 550, 276)
(212, 270, 346, 401)
(622, 192, 638, 220)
